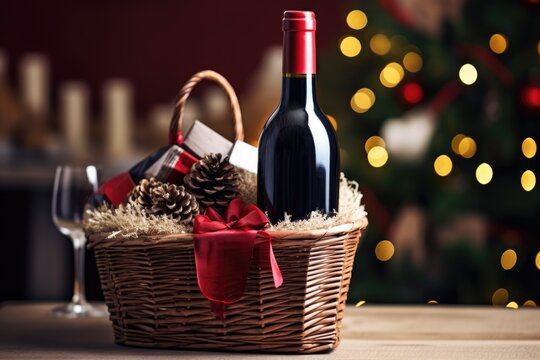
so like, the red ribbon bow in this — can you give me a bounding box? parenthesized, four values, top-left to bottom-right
(193, 199, 283, 320)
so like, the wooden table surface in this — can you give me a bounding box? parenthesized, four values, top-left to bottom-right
(1, 303, 539, 359)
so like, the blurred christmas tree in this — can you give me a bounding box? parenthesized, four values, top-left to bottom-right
(318, 0, 540, 305)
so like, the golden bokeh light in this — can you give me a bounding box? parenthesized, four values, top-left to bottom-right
(326, 114, 338, 130)
(367, 146, 388, 167)
(340, 36, 362, 57)
(434, 155, 453, 177)
(536, 251, 540, 270)
(403, 52, 423, 73)
(365, 135, 386, 153)
(522, 137, 537, 158)
(389, 62, 405, 79)
(370, 34, 391, 55)
(506, 301, 519, 309)
(451, 134, 466, 154)
(375, 240, 394, 261)
(459, 63, 478, 85)
(501, 249, 517, 270)
(523, 300, 537, 307)
(538, 40, 540, 55)
(458, 137, 477, 158)
(521, 170, 536, 192)
(380, 62, 404, 88)
(427, 300, 439, 304)
(346, 10, 368, 30)
(355, 300, 366, 307)
(476, 163, 493, 185)
(492, 288, 509, 306)
(351, 88, 375, 113)
(489, 34, 508, 54)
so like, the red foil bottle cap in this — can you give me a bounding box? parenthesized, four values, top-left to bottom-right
(282, 10, 316, 74)
(282, 10, 316, 31)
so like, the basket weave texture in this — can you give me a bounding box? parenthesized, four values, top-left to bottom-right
(87, 70, 367, 353)
(89, 219, 366, 353)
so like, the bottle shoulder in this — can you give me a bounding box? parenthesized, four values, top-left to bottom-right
(260, 107, 338, 150)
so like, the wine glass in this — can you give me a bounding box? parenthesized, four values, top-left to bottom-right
(51, 165, 106, 318)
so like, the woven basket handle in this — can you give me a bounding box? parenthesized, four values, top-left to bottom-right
(169, 70, 244, 144)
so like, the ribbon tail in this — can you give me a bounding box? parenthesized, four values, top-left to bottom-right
(268, 242, 283, 288)
(211, 301, 226, 321)
(257, 231, 283, 289)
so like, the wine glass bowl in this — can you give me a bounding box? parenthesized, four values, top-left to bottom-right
(51, 165, 106, 318)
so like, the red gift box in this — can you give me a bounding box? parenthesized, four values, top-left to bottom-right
(97, 145, 198, 207)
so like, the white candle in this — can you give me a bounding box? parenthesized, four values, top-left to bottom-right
(20, 54, 49, 117)
(59, 82, 89, 160)
(103, 79, 133, 160)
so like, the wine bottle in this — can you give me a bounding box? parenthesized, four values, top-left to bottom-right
(257, 10, 339, 223)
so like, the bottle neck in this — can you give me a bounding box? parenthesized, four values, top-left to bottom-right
(282, 27, 316, 75)
(281, 26, 317, 107)
(280, 75, 317, 107)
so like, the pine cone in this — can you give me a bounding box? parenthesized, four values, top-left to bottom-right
(184, 153, 239, 213)
(127, 177, 160, 209)
(128, 177, 199, 224)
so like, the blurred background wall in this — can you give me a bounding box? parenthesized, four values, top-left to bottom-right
(0, 0, 539, 306)
(0, 0, 343, 302)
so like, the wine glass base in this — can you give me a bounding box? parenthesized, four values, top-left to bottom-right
(50, 302, 107, 318)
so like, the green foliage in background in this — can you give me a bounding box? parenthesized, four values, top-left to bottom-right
(318, 0, 540, 304)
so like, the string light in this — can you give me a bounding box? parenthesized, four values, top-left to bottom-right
(403, 52, 423, 73)
(389, 62, 404, 79)
(351, 88, 375, 113)
(370, 34, 391, 55)
(365, 135, 385, 153)
(355, 300, 366, 307)
(340, 36, 361, 57)
(522, 85, 540, 109)
(521, 170, 536, 191)
(500, 249, 517, 270)
(380, 62, 404, 88)
(402, 82, 423, 104)
(458, 137, 477, 158)
(451, 134, 466, 154)
(346, 10, 368, 30)
(489, 34, 508, 54)
(375, 240, 394, 261)
(492, 288, 509, 305)
(523, 300, 537, 307)
(522, 137, 537, 158)
(367, 146, 388, 167)
(326, 115, 338, 130)
(434, 155, 453, 176)
(506, 301, 519, 309)
(459, 64, 478, 85)
(536, 251, 540, 270)
(476, 163, 493, 185)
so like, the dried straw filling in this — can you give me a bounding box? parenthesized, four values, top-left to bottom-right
(84, 172, 366, 238)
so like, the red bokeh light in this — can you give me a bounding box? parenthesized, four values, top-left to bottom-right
(522, 85, 540, 109)
(402, 82, 424, 104)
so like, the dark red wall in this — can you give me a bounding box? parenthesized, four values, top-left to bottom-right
(0, 0, 345, 115)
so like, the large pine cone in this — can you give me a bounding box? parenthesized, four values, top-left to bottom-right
(128, 177, 199, 224)
(184, 153, 239, 213)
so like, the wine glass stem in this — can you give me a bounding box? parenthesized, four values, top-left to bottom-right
(71, 234, 87, 305)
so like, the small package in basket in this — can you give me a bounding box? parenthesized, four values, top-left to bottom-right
(84, 70, 367, 354)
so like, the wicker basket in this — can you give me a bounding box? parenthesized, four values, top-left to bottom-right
(88, 70, 368, 354)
